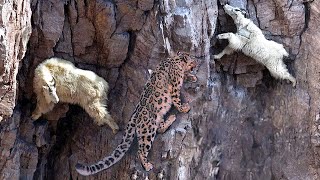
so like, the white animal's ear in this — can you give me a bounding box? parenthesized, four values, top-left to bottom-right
(233, 6, 245, 13)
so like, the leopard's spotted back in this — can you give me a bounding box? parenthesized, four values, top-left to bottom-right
(76, 52, 197, 176)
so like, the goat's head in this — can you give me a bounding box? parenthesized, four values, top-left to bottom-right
(223, 4, 246, 20)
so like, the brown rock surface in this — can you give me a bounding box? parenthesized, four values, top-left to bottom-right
(1, 0, 320, 179)
(0, 0, 31, 118)
(0, 0, 32, 179)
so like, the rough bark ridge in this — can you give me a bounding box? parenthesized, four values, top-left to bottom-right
(0, 0, 319, 179)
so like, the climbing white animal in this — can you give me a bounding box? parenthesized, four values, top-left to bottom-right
(32, 57, 119, 133)
(213, 4, 296, 87)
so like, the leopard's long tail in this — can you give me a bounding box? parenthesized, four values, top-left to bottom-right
(75, 116, 137, 176)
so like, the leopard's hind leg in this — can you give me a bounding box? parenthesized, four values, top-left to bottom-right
(137, 115, 157, 171)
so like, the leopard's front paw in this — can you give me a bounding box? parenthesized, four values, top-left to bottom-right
(168, 115, 176, 121)
(189, 75, 197, 82)
(143, 162, 154, 172)
(179, 103, 191, 113)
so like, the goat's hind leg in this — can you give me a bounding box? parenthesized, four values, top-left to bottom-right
(266, 62, 297, 87)
(84, 101, 119, 133)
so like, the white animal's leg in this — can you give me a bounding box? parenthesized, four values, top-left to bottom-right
(84, 101, 119, 133)
(289, 76, 297, 87)
(31, 98, 55, 120)
(213, 46, 234, 59)
(104, 111, 119, 134)
(214, 33, 248, 59)
(271, 41, 289, 57)
(31, 106, 43, 120)
(279, 47, 289, 57)
(216, 33, 233, 40)
(266, 60, 296, 87)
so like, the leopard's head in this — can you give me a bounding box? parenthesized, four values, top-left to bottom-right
(176, 51, 197, 72)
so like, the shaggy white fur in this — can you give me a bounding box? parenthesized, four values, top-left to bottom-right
(32, 57, 119, 133)
(213, 4, 296, 87)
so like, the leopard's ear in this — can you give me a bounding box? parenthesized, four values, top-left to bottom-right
(182, 54, 189, 63)
(177, 51, 189, 57)
(177, 51, 190, 62)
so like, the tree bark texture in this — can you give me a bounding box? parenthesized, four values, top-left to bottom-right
(0, 0, 319, 179)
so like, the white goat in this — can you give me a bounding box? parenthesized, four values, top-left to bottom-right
(213, 4, 296, 87)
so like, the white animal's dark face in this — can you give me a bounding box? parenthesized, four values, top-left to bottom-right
(223, 4, 246, 19)
(43, 77, 59, 104)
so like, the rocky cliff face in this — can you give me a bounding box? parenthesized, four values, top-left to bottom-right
(0, 0, 319, 179)
(0, 0, 32, 179)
